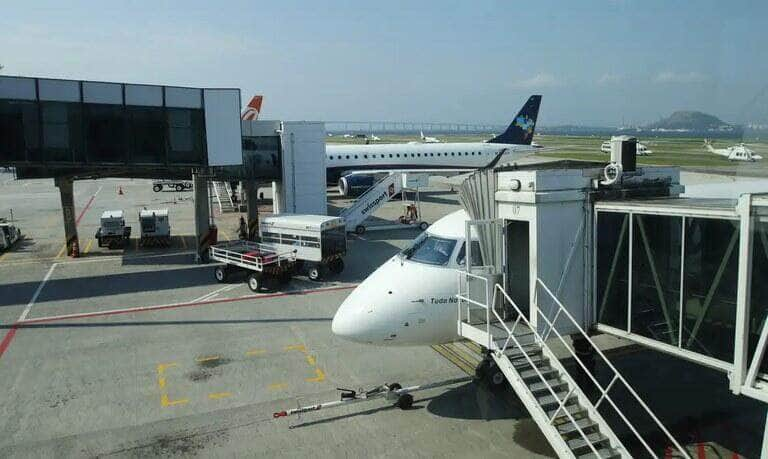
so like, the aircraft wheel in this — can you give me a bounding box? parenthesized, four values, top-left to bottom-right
(153, 184, 162, 192)
(487, 363, 507, 392)
(175, 184, 184, 192)
(419, 221, 429, 231)
(214, 266, 228, 283)
(355, 225, 366, 235)
(247, 273, 262, 292)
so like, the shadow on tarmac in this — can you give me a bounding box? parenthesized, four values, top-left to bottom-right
(4, 317, 333, 329)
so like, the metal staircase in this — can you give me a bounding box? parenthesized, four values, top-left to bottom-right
(211, 181, 236, 214)
(457, 272, 690, 459)
(339, 172, 403, 233)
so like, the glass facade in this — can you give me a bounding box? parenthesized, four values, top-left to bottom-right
(749, 220, 768, 373)
(597, 210, 741, 364)
(631, 214, 682, 345)
(0, 77, 211, 167)
(596, 212, 630, 330)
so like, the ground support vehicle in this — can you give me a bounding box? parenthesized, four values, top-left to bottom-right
(210, 241, 298, 292)
(95, 210, 131, 249)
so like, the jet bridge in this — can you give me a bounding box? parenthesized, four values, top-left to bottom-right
(456, 155, 768, 457)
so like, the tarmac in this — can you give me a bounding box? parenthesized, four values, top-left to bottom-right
(0, 168, 765, 457)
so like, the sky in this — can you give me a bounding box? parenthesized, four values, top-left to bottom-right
(1, 1, 767, 126)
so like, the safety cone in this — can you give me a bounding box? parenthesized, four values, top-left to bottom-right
(70, 240, 80, 258)
(118, 186, 124, 196)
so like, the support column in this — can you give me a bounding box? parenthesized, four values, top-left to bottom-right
(55, 176, 79, 257)
(272, 181, 283, 214)
(193, 173, 214, 262)
(244, 180, 260, 241)
(762, 410, 768, 459)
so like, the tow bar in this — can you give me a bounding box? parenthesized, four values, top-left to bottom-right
(273, 376, 471, 419)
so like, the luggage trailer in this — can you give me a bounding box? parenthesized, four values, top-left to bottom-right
(209, 213, 348, 291)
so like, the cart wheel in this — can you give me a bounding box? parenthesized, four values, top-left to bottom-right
(355, 225, 366, 235)
(307, 265, 322, 281)
(279, 270, 292, 285)
(395, 393, 414, 410)
(419, 221, 429, 231)
(247, 273, 261, 292)
(153, 184, 162, 192)
(388, 383, 402, 391)
(214, 266, 228, 283)
(175, 184, 184, 192)
(328, 258, 344, 275)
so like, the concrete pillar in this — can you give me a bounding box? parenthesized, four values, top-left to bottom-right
(272, 181, 283, 214)
(244, 180, 260, 241)
(55, 177, 79, 257)
(193, 173, 213, 262)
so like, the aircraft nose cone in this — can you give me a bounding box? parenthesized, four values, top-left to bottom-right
(331, 306, 356, 338)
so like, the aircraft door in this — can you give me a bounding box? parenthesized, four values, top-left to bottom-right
(505, 220, 530, 319)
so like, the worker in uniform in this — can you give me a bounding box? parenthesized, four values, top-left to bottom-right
(238, 216, 248, 240)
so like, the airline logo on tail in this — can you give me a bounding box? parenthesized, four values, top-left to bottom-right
(241, 95, 263, 120)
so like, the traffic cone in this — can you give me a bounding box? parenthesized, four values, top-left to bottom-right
(118, 186, 124, 195)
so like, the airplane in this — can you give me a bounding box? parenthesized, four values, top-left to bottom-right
(704, 139, 762, 161)
(332, 208, 477, 346)
(420, 131, 441, 143)
(241, 95, 263, 121)
(327, 95, 543, 193)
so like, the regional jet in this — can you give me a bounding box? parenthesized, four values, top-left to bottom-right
(326, 95, 543, 193)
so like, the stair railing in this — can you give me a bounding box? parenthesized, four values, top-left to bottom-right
(534, 278, 690, 459)
(457, 270, 608, 458)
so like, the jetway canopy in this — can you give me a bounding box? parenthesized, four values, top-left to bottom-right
(594, 195, 768, 401)
(0, 75, 244, 173)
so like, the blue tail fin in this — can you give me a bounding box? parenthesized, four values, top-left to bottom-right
(488, 95, 542, 145)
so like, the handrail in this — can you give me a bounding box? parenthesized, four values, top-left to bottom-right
(457, 270, 604, 458)
(456, 269, 690, 458)
(534, 278, 690, 459)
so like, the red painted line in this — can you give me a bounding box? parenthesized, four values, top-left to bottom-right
(19, 284, 357, 325)
(0, 326, 18, 359)
(697, 442, 706, 459)
(75, 194, 96, 226)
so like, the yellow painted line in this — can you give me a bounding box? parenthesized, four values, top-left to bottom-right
(158, 376, 166, 389)
(208, 392, 233, 400)
(195, 355, 220, 363)
(245, 349, 267, 357)
(161, 393, 189, 407)
(157, 362, 178, 375)
(305, 354, 316, 366)
(83, 239, 93, 254)
(306, 368, 326, 383)
(284, 344, 306, 352)
(55, 244, 66, 259)
(268, 382, 288, 390)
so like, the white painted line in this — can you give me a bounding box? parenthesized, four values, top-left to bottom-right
(18, 263, 57, 322)
(191, 284, 239, 303)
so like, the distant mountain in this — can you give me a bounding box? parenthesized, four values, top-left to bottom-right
(645, 111, 735, 131)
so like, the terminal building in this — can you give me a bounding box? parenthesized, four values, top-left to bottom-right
(0, 75, 326, 258)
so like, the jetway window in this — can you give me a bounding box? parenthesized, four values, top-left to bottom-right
(241, 136, 280, 179)
(630, 214, 682, 345)
(41, 102, 82, 162)
(84, 103, 127, 163)
(0, 99, 39, 162)
(681, 218, 739, 362)
(596, 212, 629, 330)
(128, 106, 166, 163)
(167, 108, 204, 164)
(749, 220, 768, 373)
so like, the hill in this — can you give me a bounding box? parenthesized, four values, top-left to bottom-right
(646, 111, 734, 131)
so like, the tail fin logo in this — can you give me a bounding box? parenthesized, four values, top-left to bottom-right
(513, 115, 535, 134)
(241, 95, 263, 121)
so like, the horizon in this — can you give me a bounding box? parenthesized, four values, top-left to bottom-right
(1, 1, 766, 126)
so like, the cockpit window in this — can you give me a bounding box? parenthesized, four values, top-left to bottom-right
(456, 241, 484, 267)
(402, 234, 457, 266)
